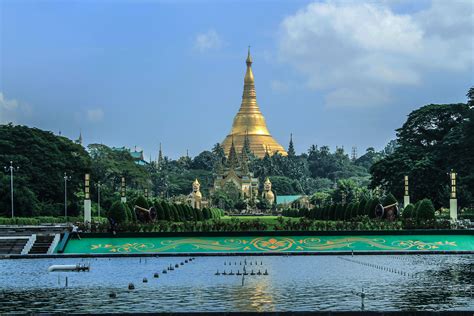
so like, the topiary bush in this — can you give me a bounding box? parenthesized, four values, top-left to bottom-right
(402, 203, 415, 219)
(366, 198, 381, 218)
(134, 195, 149, 209)
(383, 193, 398, 206)
(358, 198, 367, 217)
(108, 201, 128, 223)
(416, 198, 435, 221)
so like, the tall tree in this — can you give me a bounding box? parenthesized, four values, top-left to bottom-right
(370, 102, 472, 208)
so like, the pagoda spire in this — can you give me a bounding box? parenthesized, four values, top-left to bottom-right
(221, 48, 287, 158)
(76, 130, 83, 146)
(242, 46, 258, 110)
(227, 137, 239, 169)
(288, 133, 296, 157)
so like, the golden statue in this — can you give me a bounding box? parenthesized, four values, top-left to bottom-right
(262, 177, 275, 206)
(222, 48, 287, 158)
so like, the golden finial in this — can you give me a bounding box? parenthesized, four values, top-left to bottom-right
(246, 45, 252, 65)
(193, 178, 200, 185)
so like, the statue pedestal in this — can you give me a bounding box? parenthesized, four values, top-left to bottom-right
(84, 199, 91, 223)
(403, 195, 410, 207)
(450, 199, 458, 221)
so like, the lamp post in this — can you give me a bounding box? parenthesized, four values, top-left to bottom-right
(84, 174, 91, 224)
(121, 176, 126, 203)
(4, 161, 19, 218)
(64, 172, 71, 222)
(449, 169, 458, 221)
(404, 175, 410, 206)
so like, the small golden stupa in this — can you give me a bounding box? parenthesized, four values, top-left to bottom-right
(222, 48, 287, 158)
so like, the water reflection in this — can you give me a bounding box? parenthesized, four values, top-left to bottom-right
(0, 255, 472, 313)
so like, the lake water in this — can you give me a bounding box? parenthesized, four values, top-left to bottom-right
(0, 255, 472, 313)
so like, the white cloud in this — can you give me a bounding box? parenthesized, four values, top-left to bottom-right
(277, 0, 474, 107)
(0, 92, 32, 124)
(86, 108, 104, 122)
(194, 29, 222, 52)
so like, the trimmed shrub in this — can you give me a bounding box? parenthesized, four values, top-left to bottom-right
(162, 202, 171, 221)
(352, 202, 360, 219)
(343, 204, 352, 221)
(125, 204, 133, 222)
(366, 198, 381, 218)
(358, 198, 367, 217)
(108, 201, 128, 224)
(402, 203, 415, 219)
(383, 193, 397, 206)
(416, 199, 435, 221)
(334, 204, 342, 220)
(154, 201, 165, 220)
(134, 196, 149, 209)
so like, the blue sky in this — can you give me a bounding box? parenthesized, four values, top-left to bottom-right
(1, 0, 473, 159)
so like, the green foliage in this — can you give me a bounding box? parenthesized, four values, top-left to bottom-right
(355, 147, 382, 170)
(370, 102, 473, 208)
(358, 198, 368, 217)
(0, 124, 91, 217)
(332, 179, 363, 204)
(154, 201, 165, 220)
(383, 193, 398, 206)
(416, 199, 435, 221)
(366, 197, 381, 218)
(134, 195, 149, 209)
(108, 201, 128, 223)
(125, 204, 133, 222)
(191, 151, 215, 171)
(402, 204, 415, 219)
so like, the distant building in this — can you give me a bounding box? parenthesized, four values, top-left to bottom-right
(112, 146, 149, 166)
(276, 195, 311, 209)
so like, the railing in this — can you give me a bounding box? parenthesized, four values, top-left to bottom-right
(47, 234, 61, 254)
(21, 234, 36, 255)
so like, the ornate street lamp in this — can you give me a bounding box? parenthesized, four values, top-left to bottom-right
(84, 173, 91, 223)
(449, 169, 458, 220)
(121, 176, 126, 203)
(404, 175, 410, 206)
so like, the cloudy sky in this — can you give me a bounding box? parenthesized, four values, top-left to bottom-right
(1, 0, 473, 159)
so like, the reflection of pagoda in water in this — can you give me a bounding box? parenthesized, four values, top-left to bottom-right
(221, 49, 287, 158)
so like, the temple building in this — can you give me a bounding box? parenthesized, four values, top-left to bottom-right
(221, 49, 287, 158)
(213, 138, 259, 202)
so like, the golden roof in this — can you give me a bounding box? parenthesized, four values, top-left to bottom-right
(222, 48, 287, 158)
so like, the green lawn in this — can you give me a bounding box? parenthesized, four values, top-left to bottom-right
(62, 234, 474, 254)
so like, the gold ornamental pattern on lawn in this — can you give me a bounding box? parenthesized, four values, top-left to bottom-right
(250, 237, 295, 251)
(391, 240, 457, 250)
(88, 237, 459, 253)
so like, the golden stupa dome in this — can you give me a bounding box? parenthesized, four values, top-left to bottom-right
(222, 48, 287, 158)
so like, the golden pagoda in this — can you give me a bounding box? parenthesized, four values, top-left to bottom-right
(222, 48, 287, 158)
